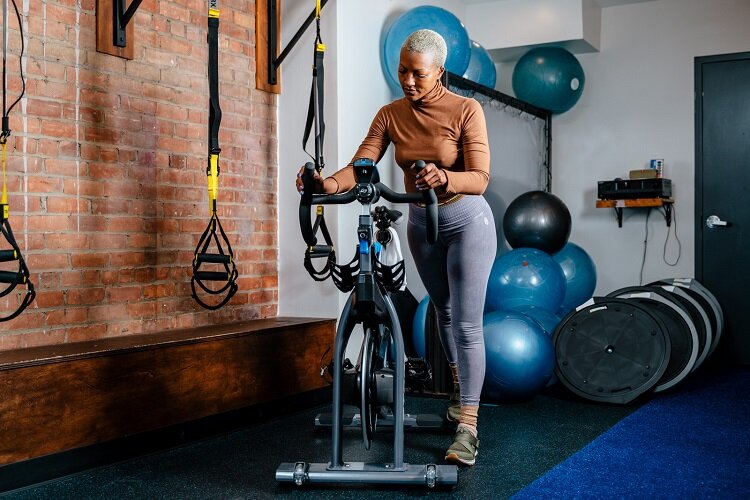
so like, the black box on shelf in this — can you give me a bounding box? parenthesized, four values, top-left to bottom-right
(597, 178, 672, 200)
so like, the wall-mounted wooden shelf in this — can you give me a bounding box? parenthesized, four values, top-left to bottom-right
(596, 197, 674, 228)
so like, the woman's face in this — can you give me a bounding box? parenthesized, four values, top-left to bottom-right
(398, 48, 444, 101)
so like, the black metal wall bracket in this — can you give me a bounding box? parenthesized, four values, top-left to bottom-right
(114, 0, 145, 48)
(266, 0, 329, 85)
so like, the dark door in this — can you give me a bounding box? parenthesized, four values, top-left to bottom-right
(695, 52, 750, 365)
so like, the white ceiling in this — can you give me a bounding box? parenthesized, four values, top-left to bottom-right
(594, 0, 657, 7)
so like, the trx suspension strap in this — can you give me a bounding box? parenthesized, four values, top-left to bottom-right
(0, 0, 34, 322)
(191, 0, 238, 310)
(301, 0, 336, 281)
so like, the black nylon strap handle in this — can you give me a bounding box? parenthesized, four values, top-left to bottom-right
(195, 252, 231, 264)
(0, 270, 22, 284)
(0, 0, 34, 322)
(0, 249, 17, 262)
(191, 5, 238, 311)
(0, 220, 35, 321)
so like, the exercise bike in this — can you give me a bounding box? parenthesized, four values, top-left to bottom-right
(276, 159, 458, 488)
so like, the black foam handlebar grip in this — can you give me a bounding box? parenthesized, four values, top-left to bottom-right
(194, 271, 230, 282)
(0, 271, 23, 284)
(0, 250, 18, 262)
(299, 162, 317, 246)
(195, 253, 231, 264)
(309, 245, 333, 258)
(414, 160, 438, 244)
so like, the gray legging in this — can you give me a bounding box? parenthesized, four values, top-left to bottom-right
(408, 195, 497, 407)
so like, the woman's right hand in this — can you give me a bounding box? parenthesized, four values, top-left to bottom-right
(296, 165, 325, 195)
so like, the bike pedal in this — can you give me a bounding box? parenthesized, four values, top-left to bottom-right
(405, 357, 432, 389)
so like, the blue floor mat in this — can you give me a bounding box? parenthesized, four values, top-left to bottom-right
(515, 367, 750, 499)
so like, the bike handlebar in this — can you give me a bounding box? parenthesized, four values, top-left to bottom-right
(299, 160, 438, 246)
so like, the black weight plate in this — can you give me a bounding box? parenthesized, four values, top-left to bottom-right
(651, 280, 717, 351)
(658, 278, 724, 356)
(553, 297, 670, 404)
(607, 286, 699, 392)
(648, 284, 712, 370)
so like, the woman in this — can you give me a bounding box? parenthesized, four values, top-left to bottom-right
(297, 29, 496, 466)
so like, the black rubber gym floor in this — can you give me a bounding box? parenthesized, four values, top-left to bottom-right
(5, 388, 636, 499)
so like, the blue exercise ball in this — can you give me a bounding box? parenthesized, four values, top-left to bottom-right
(552, 242, 597, 316)
(412, 295, 431, 359)
(485, 248, 566, 313)
(512, 47, 585, 114)
(482, 311, 555, 401)
(513, 306, 561, 387)
(514, 305, 562, 336)
(462, 40, 496, 89)
(503, 190, 571, 254)
(382, 6, 471, 94)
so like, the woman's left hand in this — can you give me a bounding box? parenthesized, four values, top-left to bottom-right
(412, 162, 447, 190)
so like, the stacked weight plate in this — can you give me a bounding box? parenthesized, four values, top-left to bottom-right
(553, 278, 723, 404)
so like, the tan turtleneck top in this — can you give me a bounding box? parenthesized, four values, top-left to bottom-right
(328, 81, 490, 200)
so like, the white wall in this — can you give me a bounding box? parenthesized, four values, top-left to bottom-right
(552, 0, 750, 294)
(278, 1, 340, 318)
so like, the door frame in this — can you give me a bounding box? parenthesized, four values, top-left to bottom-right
(694, 51, 750, 281)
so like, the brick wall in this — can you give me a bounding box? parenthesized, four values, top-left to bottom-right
(0, 0, 278, 350)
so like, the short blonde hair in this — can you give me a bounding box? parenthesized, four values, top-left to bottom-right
(401, 29, 447, 68)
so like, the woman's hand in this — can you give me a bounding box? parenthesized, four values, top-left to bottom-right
(412, 162, 447, 191)
(296, 165, 326, 195)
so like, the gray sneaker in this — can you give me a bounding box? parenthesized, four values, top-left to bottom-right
(445, 426, 479, 466)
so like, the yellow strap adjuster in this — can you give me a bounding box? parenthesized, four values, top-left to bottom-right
(207, 154, 219, 211)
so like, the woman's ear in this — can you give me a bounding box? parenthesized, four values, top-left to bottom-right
(437, 66, 445, 78)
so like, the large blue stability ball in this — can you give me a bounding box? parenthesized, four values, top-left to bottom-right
(412, 295, 431, 359)
(512, 47, 585, 114)
(514, 305, 562, 336)
(462, 40, 497, 89)
(482, 311, 556, 401)
(503, 190, 572, 254)
(382, 6, 471, 94)
(552, 242, 597, 316)
(486, 248, 566, 313)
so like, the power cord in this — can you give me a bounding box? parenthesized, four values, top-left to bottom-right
(638, 208, 651, 285)
(662, 204, 681, 266)
(639, 204, 682, 285)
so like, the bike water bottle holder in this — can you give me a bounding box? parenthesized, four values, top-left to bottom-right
(328, 246, 405, 293)
(330, 249, 359, 293)
(373, 255, 405, 292)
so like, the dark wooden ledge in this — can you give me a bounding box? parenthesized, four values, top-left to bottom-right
(0, 317, 336, 466)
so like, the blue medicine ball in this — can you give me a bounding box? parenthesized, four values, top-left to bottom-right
(462, 40, 496, 89)
(512, 47, 585, 114)
(382, 6, 471, 94)
(482, 311, 556, 401)
(486, 248, 567, 314)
